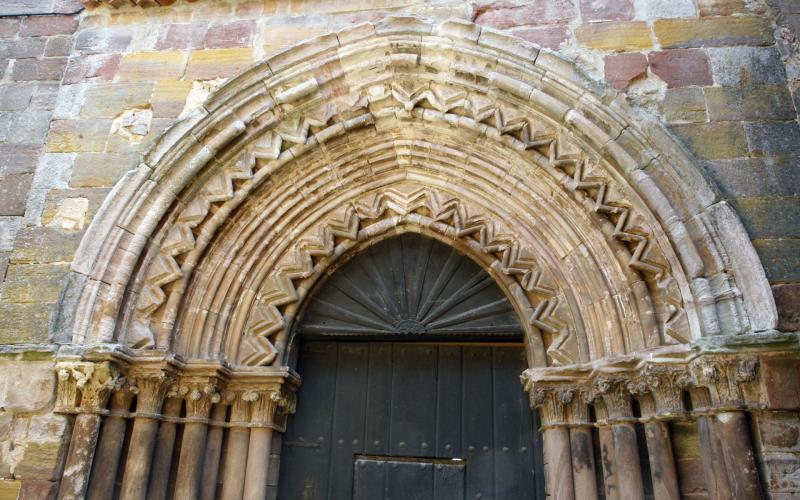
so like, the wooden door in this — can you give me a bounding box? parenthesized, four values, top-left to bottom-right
(277, 341, 544, 500)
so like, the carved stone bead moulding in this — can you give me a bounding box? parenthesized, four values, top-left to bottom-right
(57, 16, 776, 373)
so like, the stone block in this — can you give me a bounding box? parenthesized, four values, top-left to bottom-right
(46, 119, 110, 153)
(6, 110, 53, 146)
(0, 361, 54, 413)
(74, 27, 132, 55)
(670, 122, 748, 160)
(0, 302, 55, 344)
(260, 23, 329, 55)
(705, 85, 796, 121)
(30, 85, 59, 111)
(580, 0, 633, 22)
(660, 87, 707, 122)
(0, 84, 34, 112)
(774, 284, 800, 331)
(0, 19, 19, 38)
(654, 17, 773, 48)
(63, 53, 121, 85)
(697, 0, 748, 16)
(184, 47, 254, 80)
(44, 36, 72, 58)
(604, 52, 648, 90)
(575, 21, 652, 51)
(19, 15, 77, 37)
(0, 37, 46, 59)
(675, 457, 707, 494)
(648, 49, 712, 88)
(15, 439, 66, 480)
(0, 173, 33, 216)
(0, 263, 69, 303)
(633, 0, 696, 19)
(702, 158, 800, 198)
(151, 79, 192, 118)
(762, 452, 800, 493)
(156, 22, 208, 50)
(12, 57, 68, 82)
(79, 82, 152, 119)
(41, 188, 107, 230)
(0, 480, 21, 500)
(18, 480, 58, 499)
(708, 47, 787, 86)
(0, 218, 22, 253)
(117, 51, 185, 82)
(510, 26, 569, 50)
(9, 226, 82, 264)
(757, 412, 800, 452)
(730, 196, 800, 240)
(204, 20, 256, 49)
(744, 121, 800, 159)
(753, 239, 800, 283)
(70, 152, 137, 188)
(472, 0, 577, 29)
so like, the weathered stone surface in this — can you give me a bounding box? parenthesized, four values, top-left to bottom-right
(773, 284, 800, 331)
(744, 121, 800, 159)
(69, 152, 137, 188)
(12, 58, 68, 82)
(633, 0, 696, 19)
(117, 51, 185, 81)
(204, 19, 256, 48)
(703, 158, 800, 198)
(0, 480, 21, 499)
(0, 173, 33, 216)
(46, 119, 110, 153)
(708, 47, 788, 86)
(654, 16, 773, 48)
(19, 15, 78, 37)
(731, 196, 800, 240)
(660, 87, 707, 122)
(648, 49, 713, 87)
(511, 26, 569, 50)
(0, 302, 55, 344)
(671, 122, 748, 159)
(80, 82, 153, 119)
(604, 52, 648, 90)
(0, 361, 54, 413)
(9, 226, 82, 264)
(0, 263, 69, 303)
(753, 239, 800, 282)
(184, 47, 253, 80)
(580, 0, 633, 22)
(705, 85, 796, 121)
(75, 27, 133, 55)
(472, 0, 576, 28)
(575, 21, 652, 51)
(697, 0, 749, 16)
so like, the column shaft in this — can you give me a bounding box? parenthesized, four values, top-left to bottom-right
(611, 422, 645, 499)
(200, 404, 228, 500)
(57, 413, 103, 500)
(86, 394, 131, 500)
(118, 417, 160, 500)
(697, 415, 733, 499)
(543, 427, 575, 500)
(597, 425, 619, 500)
(146, 398, 183, 500)
(221, 426, 251, 500)
(715, 411, 763, 500)
(174, 421, 209, 498)
(242, 428, 274, 500)
(569, 426, 598, 500)
(643, 420, 680, 500)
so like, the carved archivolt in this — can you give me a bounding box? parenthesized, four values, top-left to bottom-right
(60, 16, 775, 371)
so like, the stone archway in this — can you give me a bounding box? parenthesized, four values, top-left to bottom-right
(50, 15, 783, 500)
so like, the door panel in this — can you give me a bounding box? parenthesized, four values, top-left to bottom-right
(278, 341, 542, 500)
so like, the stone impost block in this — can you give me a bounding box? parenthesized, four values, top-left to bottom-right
(654, 16, 773, 48)
(575, 21, 653, 51)
(117, 51, 186, 82)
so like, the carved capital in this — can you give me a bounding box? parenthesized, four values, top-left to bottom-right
(691, 357, 758, 408)
(172, 379, 222, 419)
(127, 371, 174, 415)
(249, 388, 297, 430)
(592, 377, 633, 420)
(627, 366, 691, 417)
(55, 361, 123, 412)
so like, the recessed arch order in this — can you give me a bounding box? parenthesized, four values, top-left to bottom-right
(57, 15, 776, 372)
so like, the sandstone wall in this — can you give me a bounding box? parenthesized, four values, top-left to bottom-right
(0, 0, 798, 497)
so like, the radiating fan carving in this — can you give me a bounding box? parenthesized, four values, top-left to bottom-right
(297, 233, 523, 338)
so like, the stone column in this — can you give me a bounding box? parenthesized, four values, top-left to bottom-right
(243, 389, 295, 500)
(174, 383, 221, 499)
(594, 378, 644, 500)
(221, 392, 256, 500)
(86, 388, 134, 500)
(566, 390, 598, 500)
(145, 397, 183, 500)
(57, 362, 120, 500)
(531, 387, 575, 500)
(119, 372, 172, 500)
(628, 371, 684, 500)
(692, 388, 733, 500)
(200, 403, 228, 500)
(595, 409, 619, 500)
(694, 358, 763, 500)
